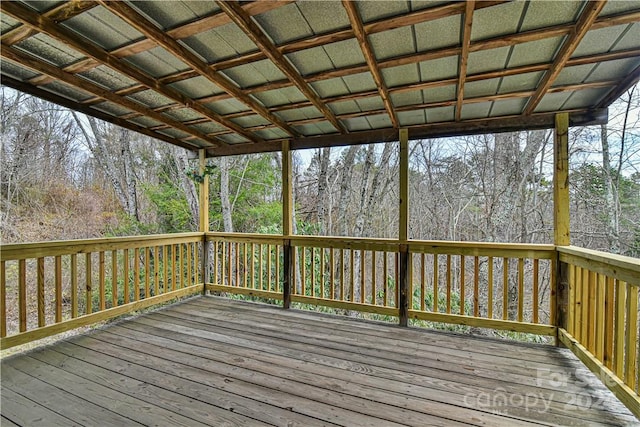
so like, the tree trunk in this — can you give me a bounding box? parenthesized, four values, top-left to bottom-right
(601, 124, 620, 253)
(219, 156, 233, 233)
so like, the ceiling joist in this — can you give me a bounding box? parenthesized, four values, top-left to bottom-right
(455, 1, 475, 121)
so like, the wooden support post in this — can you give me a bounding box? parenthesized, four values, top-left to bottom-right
(199, 149, 210, 291)
(399, 129, 409, 326)
(554, 113, 570, 345)
(282, 141, 293, 309)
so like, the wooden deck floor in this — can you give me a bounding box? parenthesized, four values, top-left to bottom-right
(1, 296, 637, 426)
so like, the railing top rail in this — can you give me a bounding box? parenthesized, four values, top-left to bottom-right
(1, 232, 204, 261)
(558, 245, 640, 285)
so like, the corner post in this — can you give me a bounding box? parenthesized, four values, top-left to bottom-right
(554, 113, 570, 342)
(282, 141, 293, 309)
(199, 149, 210, 292)
(398, 129, 410, 326)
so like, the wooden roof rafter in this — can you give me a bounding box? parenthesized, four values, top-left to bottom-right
(524, 0, 608, 115)
(342, 0, 398, 128)
(0, 45, 222, 148)
(1, 0, 260, 145)
(455, 1, 474, 122)
(216, 0, 347, 134)
(98, 0, 298, 138)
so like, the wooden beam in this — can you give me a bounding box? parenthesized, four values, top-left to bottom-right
(524, 1, 608, 114)
(342, 0, 398, 128)
(0, 1, 263, 144)
(554, 112, 570, 246)
(0, 45, 222, 148)
(99, 1, 295, 138)
(198, 149, 210, 232)
(1, 1, 98, 45)
(216, 0, 346, 134)
(0, 75, 200, 151)
(455, 1, 474, 121)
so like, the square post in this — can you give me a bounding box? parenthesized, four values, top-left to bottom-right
(398, 129, 409, 326)
(282, 141, 293, 309)
(198, 149, 210, 291)
(554, 113, 570, 340)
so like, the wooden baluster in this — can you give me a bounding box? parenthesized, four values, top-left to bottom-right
(268, 245, 273, 292)
(311, 247, 316, 297)
(459, 256, 465, 316)
(71, 254, 78, 317)
(187, 243, 193, 287)
(360, 250, 365, 304)
(568, 264, 575, 334)
(19, 259, 26, 331)
(145, 247, 151, 298)
(420, 253, 426, 311)
(473, 256, 479, 317)
(99, 251, 106, 310)
(395, 252, 399, 308)
(487, 256, 493, 319)
(181, 244, 186, 289)
(604, 276, 615, 369)
(625, 283, 638, 389)
(320, 247, 325, 299)
(350, 249, 355, 302)
(86, 253, 92, 314)
(0, 260, 5, 337)
(446, 255, 452, 314)
(134, 248, 140, 300)
(574, 267, 583, 341)
(213, 242, 219, 285)
(587, 270, 596, 352)
(340, 249, 345, 301)
(243, 243, 248, 287)
(581, 266, 590, 342)
(275, 245, 281, 293)
(595, 273, 606, 361)
(220, 242, 226, 288)
(502, 257, 508, 320)
(371, 251, 376, 305)
(37, 257, 45, 327)
(329, 248, 335, 300)
(517, 258, 524, 322)
(532, 259, 539, 323)
(250, 243, 255, 289)
(259, 244, 264, 291)
(291, 246, 297, 295)
(55, 256, 62, 323)
(382, 251, 387, 306)
(163, 245, 169, 293)
(301, 247, 307, 296)
(550, 258, 557, 329)
(433, 254, 438, 312)
(154, 246, 160, 296)
(234, 242, 239, 288)
(112, 250, 118, 307)
(614, 279, 626, 378)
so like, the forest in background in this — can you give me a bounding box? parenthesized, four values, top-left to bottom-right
(1, 85, 639, 257)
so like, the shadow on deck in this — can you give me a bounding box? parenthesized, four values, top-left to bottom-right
(1, 296, 636, 426)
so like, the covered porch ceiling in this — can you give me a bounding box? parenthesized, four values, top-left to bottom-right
(1, 0, 639, 157)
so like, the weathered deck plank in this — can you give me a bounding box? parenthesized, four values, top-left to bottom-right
(1, 295, 637, 426)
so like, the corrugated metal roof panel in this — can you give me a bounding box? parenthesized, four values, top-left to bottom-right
(127, 89, 174, 109)
(1, 61, 39, 81)
(231, 115, 269, 129)
(519, 1, 582, 32)
(467, 47, 510, 75)
(310, 78, 349, 98)
(415, 15, 460, 51)
(367, 113, 393, 129)
(382, 64, 420, 88)
(369, 26, 414, 61)
(130, 1, 219, 31)
(157, 127, 190, 140)
(498, 72, 545, 94)
(329, 100, 361, 115)
(533, 92, 573, 113)
(355, 96, 384, 112)
(601, 1, 640, 16)
(19, 1, 63, 13)
(356, 0, 408, 23)
(464, 79, 500, 98)
(191, 121, 227, 135)
(92, 101, 134, 117)
(124, 47, 189, 78)
(222, 59, 286, 89)
(287, 47, 335, 75)
(62, 6, 143, 51)
(183, 22, 257, 63)
(562, 87, 611, 110)
(41, 80, 92, 102)
(418, 57, 458, 81)
(204, 98, 249, 115)
(344, 116, 373, 132)
(163, 108, 203, 122)
(392, 91, 423, 108)
(296, 1, 350, 34)
(611, 22, 640, 51)
(426, 106, 454, 123)
(79, 65, 138, 91)
(341, 73, 377, 93)
(489, 98, 527, 117)
(471, 1, 525, 41)
(295, 121, 336, 136)
(554, 64, 596, 86)
(252, 86, 307, 108)
(322, 39, 366, 69)
(254, 128, 289, 140)
(275, 106, 323, 122)
(217, 133, 250, 144)
(585, 58, 640, 82)
(1, 15, 20, 32)
(460, 102, 492, 120)
(507, 37, 564, 68)
(253, 2, 311, 45)
(15, 33, 86, 67)
(398, 109, 427, 127)
(169, 76, 223, 99)
(128, 116, 162, 129)
(573, 26, 627, 58)
(422, 86, 456, 103)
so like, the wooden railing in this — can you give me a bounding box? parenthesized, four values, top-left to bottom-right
(0, 233, 204, 350)
(557, 246, 640, 416)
